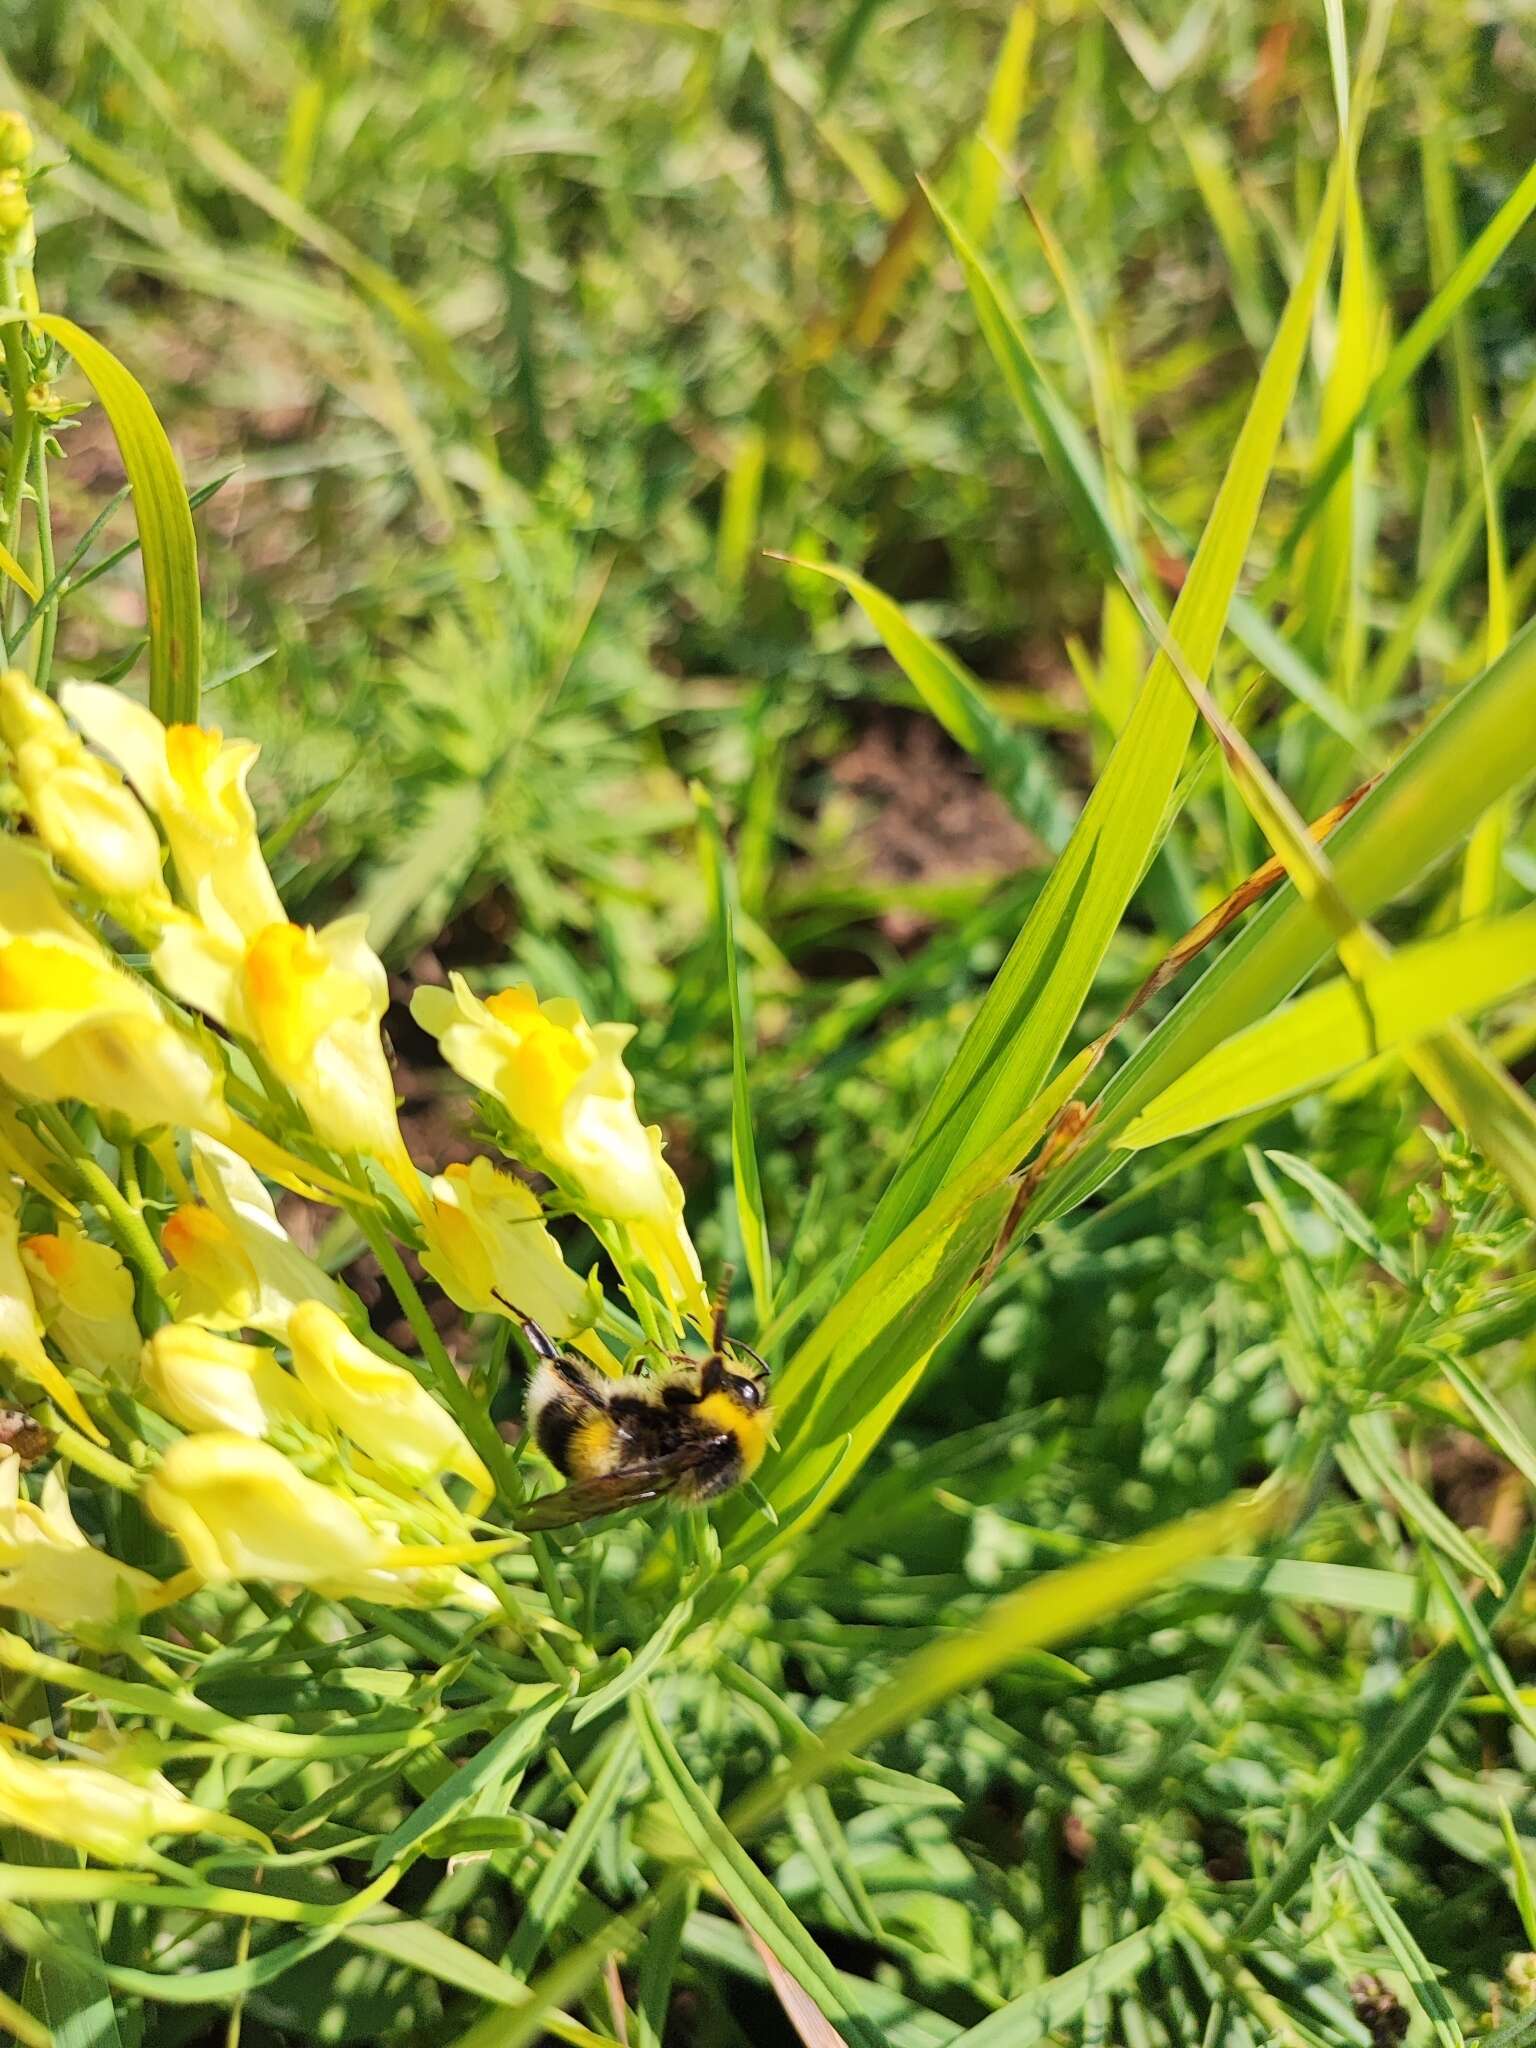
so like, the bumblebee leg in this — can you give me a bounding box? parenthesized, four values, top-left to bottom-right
(678, 1433, 745, 1503)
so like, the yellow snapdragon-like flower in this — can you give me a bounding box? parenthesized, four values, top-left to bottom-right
(144, 1433, 493, 1610)
(286, 1299, 491, 1507)
(155, 915, 421, 1207)
(21, 1221, 140, 1380)
(420, 1156, 610, 1366)
(0, 1452, 160, 1631)
(59, 682, 284, 947)
(162, 1135, 345, 1338)
(0, 670, 171, 916)
(0, 836, 228, 1141)
(139, 1323, 319, 1440)
(411, 976, 705, 1323)
(0, 1737, 266, 1865)
(0, 1179, 102, 1441)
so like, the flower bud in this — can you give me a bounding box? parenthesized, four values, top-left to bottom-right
(287, 1299, 491, 1506)
(0, 1738, 266, 1866)
(152, 915, 420, 1205)
(0, 1453, 160, 1632)
(21, 1223, 140, 1380)
(0, 838, 228, 1144)
(0, 670, 170, 914)
(0, 114, 33, 169)
(0, 1178, 102, 1441)
(0, 170, 28, 241)
(139, 1323, 315, 1439)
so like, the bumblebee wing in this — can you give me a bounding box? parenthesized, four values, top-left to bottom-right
(511, 1442, 718, 1533)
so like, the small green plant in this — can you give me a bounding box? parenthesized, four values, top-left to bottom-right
(0, 2, 1534, 2042)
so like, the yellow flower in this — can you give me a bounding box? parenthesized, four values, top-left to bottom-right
(138, 1323, 318, 1440)
(144, 1433, 493, 1610)
(0, 670, 171, 916)
(0, 837, 228, 1141)
(154, 915, 421, 1205)
(59, 683, 284, 947)
(0, 1736, 266, 1865)
(162, 1135, 345, 1338)
(0, 1452, 160, 1631)
(411, 976, 705, 1323)
(420, 1156, 611, 1366)
(0, 1179, 102, 1441)
(286, 1299, 491, 1508)
(21, 1221, 140, 1380)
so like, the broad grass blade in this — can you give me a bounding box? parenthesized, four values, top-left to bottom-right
(1121, 905, 1536, 1147)
(1046, 616, 1536, 1219)
(961, 3, 1035, 244)
(860, 175, 1340, 1262)
(19, 314, 201, 723)
(728, 1488, 1280, 1835)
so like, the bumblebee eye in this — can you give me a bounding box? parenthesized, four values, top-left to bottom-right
(728, 1374, 764, 1411)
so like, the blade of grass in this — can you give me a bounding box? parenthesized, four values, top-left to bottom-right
(631, 1690, 885, 2048)
(1462, 421, 1514, 917)
(728, 1487, 1281, 1835)
(1331, 1829, 1465, 2048)
(782, 559, 1073, 849)
(11, 314, 201, 722)
(1274, 154, 1536, 577)
(696, 787, 773, 1325)
(1120, 904, 1536, 1147)
(1044, 614, 1536, 1221)
(961, 3, 1035, 244)
(1236, 1523, 1536, 1943)
(859, 172, 1340, 1262)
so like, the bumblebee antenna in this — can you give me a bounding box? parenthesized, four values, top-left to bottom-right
(709, 1263, 735, 1357)
(492, 1290, 563, 1364)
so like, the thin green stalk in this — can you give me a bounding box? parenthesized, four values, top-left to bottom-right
(349, 1190, 520, 1503)
(33, 1103, 169, 1287)
(28, 430, 54, 688)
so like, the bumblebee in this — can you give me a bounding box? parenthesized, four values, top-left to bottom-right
(508, 1288, 771, 1533)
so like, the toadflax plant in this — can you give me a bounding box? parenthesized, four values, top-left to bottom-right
(1, 23, 1536, 2037)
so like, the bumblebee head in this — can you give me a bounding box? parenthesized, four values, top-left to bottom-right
(722, 1367, 767, 1412)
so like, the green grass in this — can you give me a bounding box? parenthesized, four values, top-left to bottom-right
(0, 2, 1534, 2044)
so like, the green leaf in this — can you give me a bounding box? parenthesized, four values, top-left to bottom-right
(1048, 615, 1536, 1218)
(15, 313, 201, 723)
(950, 1922, 1168, 2045)
(1331, 1828, 1465, 2048)
(366, 1689, 562, 1876)
(631, 1689, 885, 2048)
(1277, 153, 1536, 573)
(502, 1724, 639, 1979)
(696, 788, 774, 1324)
(343, 1919, 618, 2048)
(1499, 1801, 1536, 1950)
(1237, 1523, 1536, 1943)
(728, 1488, 1279, 1836)
(1120, 906, 1536, 1148)
(788, 559, 1073, 849)
(861, 169, 1340, 1261)
(961, 3, 1035, 244)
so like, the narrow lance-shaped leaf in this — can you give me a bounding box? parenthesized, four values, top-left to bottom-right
(12, 313, 201, 723)
(858, 173, 1341, 1263)
(1121, 905, 1536, 1148)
